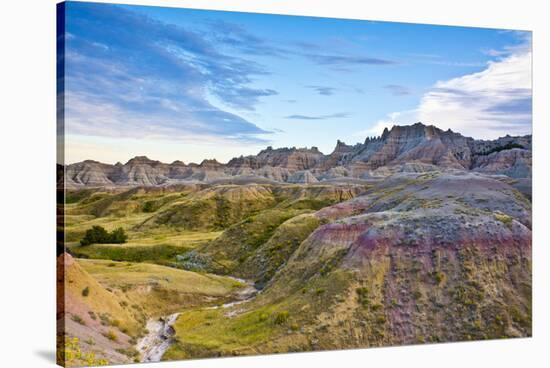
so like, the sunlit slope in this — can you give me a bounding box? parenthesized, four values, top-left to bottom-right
(79, 259, 244, 316)
(59, 253, 143, 366)
(59, 253, 247, 366)
(65, 183, 367, 268)
(164, 171, 531, 359)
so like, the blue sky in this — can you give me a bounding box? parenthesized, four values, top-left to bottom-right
(62, 1, 532, 164)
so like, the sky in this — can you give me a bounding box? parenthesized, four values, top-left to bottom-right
(60, 1, 532, 164)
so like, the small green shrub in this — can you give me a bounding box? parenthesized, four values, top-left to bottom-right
(80, 226, 127, 246)
(82, 287, 90, 297)
(99, 313, 111, 326)
(375, 315, 387, 324)
(103, 330, 118, 341)
(494, 212, 513, 227)
(71, 314, 86, 325)
(109, 228, 128, 244)
(274, 311, 289, 325)
(80, 226, 110, 246)
(142, 201, 155, 213)
(434, 271, 446, 285)
(356, 287, 370, 307)
(356, 287, 369, 297)
(116, 347, 139, 358)
(371, 303, 383, 311)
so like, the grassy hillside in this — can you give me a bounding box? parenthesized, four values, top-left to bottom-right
(68, 230, 220, 265)
(79, 259, 244, 316)
(64, 183, 366, 268)
(163, 269, 354, 359)
(60, 176, 531, 364)
(144, 185, 278, 230)
(59, 253, 248, 366)
(160, 173, 531, 359)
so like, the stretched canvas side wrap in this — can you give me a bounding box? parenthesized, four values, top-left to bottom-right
(56, 1, 532, 366)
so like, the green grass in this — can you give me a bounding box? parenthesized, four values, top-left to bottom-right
(78, 259, 245, 316)
(79, 259, 243, 293)
(164, 304, 286, 359)
(65, 189, 100, 204)
(149, 185, 277, 231)
(195, 208, 310, 274)
(71, 314, 86, 325)
(63, 187, 238, 267)
(240, 213, 321, 285)
(164, 269, 353, 360)
(67, 229, 221, 264)
(279, 198, 337, 211)
(63, 212, 152, 243)
(60, 181, 532, 360)
(103, 330, 118, 342)
(63, 185, 359, 269)
(494, 212, 514, 227)
(433, 271, 446, 285)
(70, 243, 191, 264)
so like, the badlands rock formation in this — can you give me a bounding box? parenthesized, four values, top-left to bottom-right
(63, 123, 532, 187)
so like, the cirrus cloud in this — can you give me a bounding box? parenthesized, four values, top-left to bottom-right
(285, 112, 350, 120)
(63, 3, 276, 145)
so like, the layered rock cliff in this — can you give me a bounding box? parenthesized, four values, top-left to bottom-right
(64, 123, 532, 187)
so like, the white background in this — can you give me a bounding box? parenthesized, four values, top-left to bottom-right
(1, 0, 548, 367)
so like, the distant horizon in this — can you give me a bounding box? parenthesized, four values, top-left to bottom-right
(61, 2, 532, 165)
(62, 121, 531, 165)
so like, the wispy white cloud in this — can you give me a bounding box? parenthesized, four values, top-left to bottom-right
(360, 36, 532, 139)
(285, 112, 350, 120)
(63, 3, 276, 145)
(482, 30, 531, 58)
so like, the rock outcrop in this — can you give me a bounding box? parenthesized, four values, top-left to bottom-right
(287, 170, 319, 184)
(228, 146, 324, 171)
(473, 148, 532, 178)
